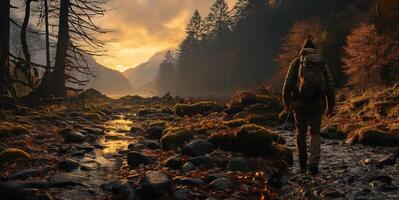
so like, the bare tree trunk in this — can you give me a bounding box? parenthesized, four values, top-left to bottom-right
(53, 0, 69, 97)
(44, 0, 51, 78)
(0, 0, 14, 96)
(21, 0, 34, 86)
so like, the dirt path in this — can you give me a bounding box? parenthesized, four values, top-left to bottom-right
(280, 130, 399, 200)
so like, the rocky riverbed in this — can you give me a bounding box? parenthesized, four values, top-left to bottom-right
(0, 88, 398, 200)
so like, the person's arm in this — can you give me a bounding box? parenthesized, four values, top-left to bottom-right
(324, 64, 336, 113)
(282, 58, 299, 110)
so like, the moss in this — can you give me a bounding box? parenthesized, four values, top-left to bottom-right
(222, 119, 247, 128)
(355, 127, 399, 147)
(207, 132, 236, 151)
(235, 124, 275, 156)
(174, 102, 221, 117)
(85, 112, 102, 120)
(269, 143, 293, 165)
(0, 148, 31, 166)
(160, 127, 194, 149)
(0, 122, 30, 137)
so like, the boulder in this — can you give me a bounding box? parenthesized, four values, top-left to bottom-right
(269, 143, 293, 165)
(235, 124, 276, 156)
(224, 102, 244, 115)
(354, 128, 399, 147)
(183, 139, 215, 156)
(58, 158, 80, 172)
(163, 155, 182, 169)
(48, 173, 85, 187)
(188, 156, 215, 167)
(222, 119, 247, 128)
(321, 125, 346, 140)
(60, 129, 86, 143)
(0, 148, 31, 166)
(8, 169, 42, 180)
(138, 171, 171, 198)
(226, 157, 249, 172)
(100, 180, 136, 199)
(0, 122, 30, 138)
(182, 162, 197, 173)
(146, 121, 168, 139)
(160, 127, 194, 150)
(173, 188, 192, 200)
(127, 151, 153, 167)
(173, 176, 205, 186)
(174, 102, 222, 117)
(209, 177, 234, 190)
(207, 132, 236, 151)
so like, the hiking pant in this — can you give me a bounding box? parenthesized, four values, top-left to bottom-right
(293, 99, 325, 169)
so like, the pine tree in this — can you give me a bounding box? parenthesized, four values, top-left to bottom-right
(206, 0, 232, 37)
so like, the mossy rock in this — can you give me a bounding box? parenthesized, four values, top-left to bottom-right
(85, 112, 102, 120)
(0, 122, 30, 137)
(0, 148, 31, 166)
(355, 127, 399, 147)
(147, 120, 169, 139)
(174, 102, 222, 117)
(207, 132, 236, 151)
(160, 127, 194, 149)
(222, 119, 247, 128)
(248, 114, 279, 126)
(235, 124, 275, 156)
(269, 143, 293, 165)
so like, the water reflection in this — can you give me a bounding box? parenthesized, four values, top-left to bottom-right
(100, 118, 135, 154)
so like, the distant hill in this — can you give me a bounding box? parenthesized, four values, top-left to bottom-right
(123, 50, 171, 88)
(9, 20, 133, 96)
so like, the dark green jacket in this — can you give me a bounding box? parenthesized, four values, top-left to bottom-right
(282, 57, 336, 112)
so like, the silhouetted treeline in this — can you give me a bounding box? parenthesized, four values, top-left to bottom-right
(155, 0, 399, 97)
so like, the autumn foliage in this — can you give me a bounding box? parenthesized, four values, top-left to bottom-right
(342, 23, 399, 86)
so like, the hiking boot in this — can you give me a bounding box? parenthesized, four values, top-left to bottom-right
(308, 167, 319, 176)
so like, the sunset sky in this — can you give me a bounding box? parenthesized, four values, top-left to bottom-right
(95, 0, 237, 72)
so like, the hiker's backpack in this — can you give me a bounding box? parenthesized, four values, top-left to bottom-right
(297, 48, 328, 100)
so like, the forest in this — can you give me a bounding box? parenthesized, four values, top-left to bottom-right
(0, 0, 399, 200)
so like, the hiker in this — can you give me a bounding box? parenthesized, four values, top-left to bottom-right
(282, 37, 335, 175)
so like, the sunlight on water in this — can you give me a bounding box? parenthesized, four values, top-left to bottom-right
(100, 117, 135, 154)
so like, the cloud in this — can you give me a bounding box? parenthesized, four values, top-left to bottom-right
(95, 0, 237, 71)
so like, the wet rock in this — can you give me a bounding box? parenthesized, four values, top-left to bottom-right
(0, 148, 31, 166)
(141, 140, 160, 149)
(84, 127, 105, 135)
(188, 155, 215, 167)
(0, 181, 30, 200)
(138, 171, 171, 198)
(226, 157, 249, 172)
(321, 125, 346, 140)
(163, 155, 182, 169)
(60, 129, 86, 143)
(160, 127, 194, 150)
(129, 127, 144, 135)
(183, 139, 215, 156)
(209, 177, 234, 190)
(48, 173, 85, 188)
(8, 169, 42, 180)
(146, 121, 168, 139)
(173, 188, 192, 200)
(222, 119, 247, 128)
(19, 180, 49, 189)
(174, 176, 205, 186)
(127, 151, 153, 167)
(353, 128, 399, 146)
(321, 189, 345, 198)
(376, 152, 398, 168)
(100, 180, 136, 199)
(0, 122, 30, 138)
(174, 101, 222, 117)
(366, 175, 392, 185)
(58, 158, 80, 172)
(269, 143, 294, 165)
(182, 162, 197, 173)
(128, 143, 147, 151)
(137, 108, 157, 117)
